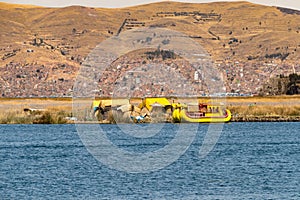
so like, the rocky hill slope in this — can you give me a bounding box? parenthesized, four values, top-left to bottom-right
(0, 1, 299, 97)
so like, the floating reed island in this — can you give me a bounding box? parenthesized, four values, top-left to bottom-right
(0, 96, 299, 124)
(88, 97, 231, 124)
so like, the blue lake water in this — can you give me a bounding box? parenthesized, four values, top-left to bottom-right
(0, 123, 299, 199)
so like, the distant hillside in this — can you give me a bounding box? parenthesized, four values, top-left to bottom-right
(0, 1, 299, 97)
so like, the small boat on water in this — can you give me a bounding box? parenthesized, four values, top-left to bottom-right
(172, 103, 231, 123)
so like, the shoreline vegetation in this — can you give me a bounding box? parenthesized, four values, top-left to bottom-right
(0, 96, 299, 124)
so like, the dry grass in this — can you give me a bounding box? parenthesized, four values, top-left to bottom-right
(0, 96, 299, 123)
(0, 110, 33, 124)
(226, 96, 300, 118)
(0, 109, 71, 124)
(0, 2, 42, 9)
(0, 102, 72, 124)
(225, 95, 300, 104)
(229, 105, 300, 117)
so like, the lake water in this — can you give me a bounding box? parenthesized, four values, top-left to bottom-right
(0, 123, 299, 199)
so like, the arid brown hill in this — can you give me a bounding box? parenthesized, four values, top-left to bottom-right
(0, 1, 299, 97)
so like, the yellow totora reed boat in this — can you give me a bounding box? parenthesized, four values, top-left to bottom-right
(172, 103, 231, 123)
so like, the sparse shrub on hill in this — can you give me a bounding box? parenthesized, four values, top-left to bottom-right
(145, 49, 176, 60)
(287, 73, 300, 95)
(265, 53, 290, 61)
(261, 73, 300, 95)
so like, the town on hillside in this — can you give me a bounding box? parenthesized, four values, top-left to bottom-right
(0, 1, 299, 97)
